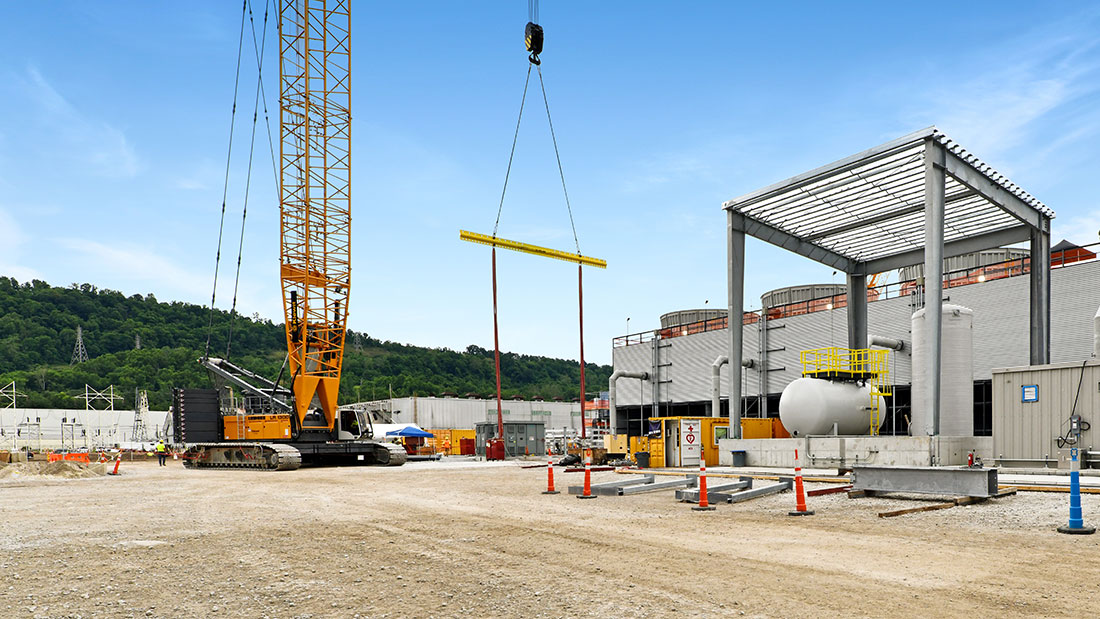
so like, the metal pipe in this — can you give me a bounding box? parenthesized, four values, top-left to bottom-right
(609, 370, 648, 437)
(711, 356, 755, 420)
(870, 335, 905, 351)
(1094, 305, 1100, 358)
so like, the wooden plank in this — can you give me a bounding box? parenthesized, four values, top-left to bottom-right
(878, 502, 956, 518)
(808, 484, 852, 497)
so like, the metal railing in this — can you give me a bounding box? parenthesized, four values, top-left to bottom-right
(613, 241, 1098, 348)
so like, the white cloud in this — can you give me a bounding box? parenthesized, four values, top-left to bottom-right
(56, 238, 210, 299)
(0, 206, 43, 282)
(1052, 209, 1100, 247)
(21, 66, 141, 179)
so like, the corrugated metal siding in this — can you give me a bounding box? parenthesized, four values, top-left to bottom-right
(612, 260, 1100, 404)
(388, 397, 580, 431)
(992, 361, 1100, 462)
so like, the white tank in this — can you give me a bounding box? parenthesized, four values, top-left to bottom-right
(911, 304, 974, 436)
(779, 378, 875, 436)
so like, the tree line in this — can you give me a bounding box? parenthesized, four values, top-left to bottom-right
(0, 277, 611, 410)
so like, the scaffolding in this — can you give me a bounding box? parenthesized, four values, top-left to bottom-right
(800, 347, 892, 436)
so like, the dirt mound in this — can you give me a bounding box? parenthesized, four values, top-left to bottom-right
(0, 460, 106, 480)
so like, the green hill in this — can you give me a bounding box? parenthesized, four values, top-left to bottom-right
(0, 277, 611, 410)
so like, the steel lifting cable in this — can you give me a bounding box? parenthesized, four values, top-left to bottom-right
(492, 64, 532, 238)
(225, 0, 274, 358)
(203, 0, 249, 361)
(536, 65, 580, 254)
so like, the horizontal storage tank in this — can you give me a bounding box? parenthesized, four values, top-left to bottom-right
(911, 304, 974, 436)
(778, 378, 875, 436)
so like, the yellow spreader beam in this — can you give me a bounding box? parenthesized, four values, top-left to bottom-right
(460, 230, 606, 268)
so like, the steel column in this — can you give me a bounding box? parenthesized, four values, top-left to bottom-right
(492, 248, 504, 438)
(578, 264, 586, 439)
(728, 211, 745, 438)
(846, 271, 868, 350)
(924, 139, 946, 437)
(1030, 228, 1051, 365)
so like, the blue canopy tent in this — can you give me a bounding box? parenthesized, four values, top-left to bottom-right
(385, 426, 434, 438)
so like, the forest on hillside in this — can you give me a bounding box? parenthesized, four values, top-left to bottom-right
(0, 277, 611, 410)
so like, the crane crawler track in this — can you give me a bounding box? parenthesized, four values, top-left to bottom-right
(182, 443, 302, 471)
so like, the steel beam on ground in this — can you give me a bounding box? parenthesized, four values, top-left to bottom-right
(725, 478, 793, 504)
(567, 475, 655, 496)
(851, 466, 999, 498)
(675, 478, 752, 503)
(618, 476, 697, 495)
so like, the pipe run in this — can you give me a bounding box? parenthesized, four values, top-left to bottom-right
(711, 355, 755, 419)
(609, 370, 649, 436)
(869, 335, 905, 351)
(1093, 305, 1099, 358)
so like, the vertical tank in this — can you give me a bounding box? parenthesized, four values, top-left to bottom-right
(911, 304, 974, 436)
(778, 378, 875, 436)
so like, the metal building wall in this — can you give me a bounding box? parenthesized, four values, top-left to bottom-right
(388, 397, 580, 430)
(992, 360, 1100, 465)
(612, 260, 1100, 405)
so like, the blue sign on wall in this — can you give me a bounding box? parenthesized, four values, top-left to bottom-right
(1021, 384, 1039, 403)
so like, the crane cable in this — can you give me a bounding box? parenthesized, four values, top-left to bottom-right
(203, 0, 249, 361)
(492, 4, 581, 254)
(225, 0, 276, 358)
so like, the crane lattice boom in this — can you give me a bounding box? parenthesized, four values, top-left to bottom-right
(279, 0, 351, 427)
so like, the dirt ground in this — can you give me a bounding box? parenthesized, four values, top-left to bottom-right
(2, 459, 1099, 618)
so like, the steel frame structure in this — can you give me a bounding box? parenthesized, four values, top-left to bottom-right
(279, 0, 351, 426)
(722, 127, 1054, 439)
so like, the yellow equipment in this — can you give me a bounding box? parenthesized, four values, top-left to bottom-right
(799, 347, 892, 436)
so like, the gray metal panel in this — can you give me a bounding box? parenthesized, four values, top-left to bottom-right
(992, 361, 1100, 464)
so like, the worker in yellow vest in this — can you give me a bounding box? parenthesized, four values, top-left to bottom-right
(442, 438, 452, 455)
(155, 440, 168, 467)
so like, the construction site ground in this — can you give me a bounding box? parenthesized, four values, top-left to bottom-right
(2, 459, 1099, 618)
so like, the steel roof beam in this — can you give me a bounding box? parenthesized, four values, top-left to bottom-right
(729, 212, 857, 272)
(723, 127, 935, 210)
(941, 151, 1049, 232)
(862, 224, 1032, 273)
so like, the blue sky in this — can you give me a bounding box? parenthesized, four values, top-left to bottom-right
(1, 2, 1098, 365)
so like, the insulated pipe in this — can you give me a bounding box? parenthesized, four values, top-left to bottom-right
(1094, 305, 1100, 358)
(609, 371, 648, 436)
(869, 335, 905, 351)
(711, 356, 756, 419)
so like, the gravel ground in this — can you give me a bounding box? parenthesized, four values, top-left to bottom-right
(2, 459, 1100, 618)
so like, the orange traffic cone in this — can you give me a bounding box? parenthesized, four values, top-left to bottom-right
(577, 457, 597, 499)
(692, 458, 716, 511)
(109, 452, 122, 476)
(789, 448, 814, 516)
(542, 451, 559, 495)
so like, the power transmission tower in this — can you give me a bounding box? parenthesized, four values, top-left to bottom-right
(80, 384, 123, 449)
(0, 381, 26, 450)
(71, 325, 89, 364)
(132, 389, 150, 442)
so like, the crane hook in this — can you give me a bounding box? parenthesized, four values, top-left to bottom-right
(525, 21, 543, 65)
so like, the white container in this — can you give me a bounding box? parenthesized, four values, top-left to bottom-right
(779, 377, 874, 436)
(911, 304, 974, 436)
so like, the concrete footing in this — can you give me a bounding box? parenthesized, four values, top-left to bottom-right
(717, 435, 993, 468)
